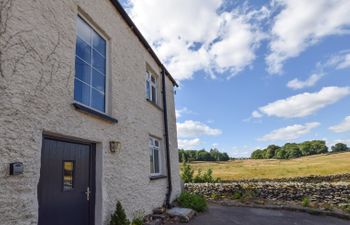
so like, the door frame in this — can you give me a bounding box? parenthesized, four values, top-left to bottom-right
(40, 134, 96, 225)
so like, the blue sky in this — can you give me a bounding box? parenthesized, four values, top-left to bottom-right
(122, 0, 350, 157)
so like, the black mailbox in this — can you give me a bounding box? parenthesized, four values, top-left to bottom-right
(10, 162, 24, 175)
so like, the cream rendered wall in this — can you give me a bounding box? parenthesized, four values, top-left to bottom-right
(0, 0, 180, 224)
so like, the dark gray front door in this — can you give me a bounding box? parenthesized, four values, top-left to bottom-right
(38, 137, 94, 225)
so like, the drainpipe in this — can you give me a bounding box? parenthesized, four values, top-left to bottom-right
(161, 67, 172, 208)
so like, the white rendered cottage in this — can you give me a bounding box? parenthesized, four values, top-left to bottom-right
(0, 0, 181, 224)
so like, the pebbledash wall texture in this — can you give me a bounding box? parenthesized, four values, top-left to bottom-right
(0, 0, 181, 225)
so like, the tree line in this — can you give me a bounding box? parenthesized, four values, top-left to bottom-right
(251, 140, 350, 160)
(178, 148, 230, 162)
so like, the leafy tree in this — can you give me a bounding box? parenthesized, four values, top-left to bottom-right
(331, 143, 349, 152)
(251, 149, 264, 159)
(110, 201, 130, 225)
(299, 141, 313, 156)
(178, 148, 230, 162)
(197, 150, 212, 161)
(221, 152, 230, 161)
(312, 140, 328, 154)
(283, 143, 302, 159)
(265, 145, 280, 159)
(275, 148, 287, 159)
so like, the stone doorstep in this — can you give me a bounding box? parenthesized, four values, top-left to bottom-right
(166, 207, 196, 223)
(144, 207, 196, 225)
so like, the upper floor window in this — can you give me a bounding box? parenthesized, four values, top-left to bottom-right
(74, 16, 107, 112)
(149, 137, 161, 176)
(146, 71, 158, 104)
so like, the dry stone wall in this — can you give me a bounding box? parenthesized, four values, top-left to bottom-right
(185, 182, 350, 205)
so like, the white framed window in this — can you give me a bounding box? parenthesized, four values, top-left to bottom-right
(146, 71, 158, 104)
(149, 136, 161, 176)
(74, 16, 107, 113)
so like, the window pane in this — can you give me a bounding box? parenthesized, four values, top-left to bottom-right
(63, 161, 74, 191)
(76, 37, 91, 64)
(91, 89, 105, 112)
(77, 17, 91, 44)
(92, 31, 106, 55)
(75, 57, 91, 83)
(154, 149, 160, 174)
(92, 69, 105, 93)
(146, 80, 151, 99)
(74, 79, 90, 106)
(150, 147, 154, 174)
(151, 86, 156, 103)
(92, 49, 105, 74)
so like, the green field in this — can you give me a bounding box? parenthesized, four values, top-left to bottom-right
(185, 152, 350, 180)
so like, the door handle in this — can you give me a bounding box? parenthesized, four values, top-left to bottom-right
(85, 187, 91, 201)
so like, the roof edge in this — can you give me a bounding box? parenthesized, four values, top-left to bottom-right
(110, 0, 178, 87)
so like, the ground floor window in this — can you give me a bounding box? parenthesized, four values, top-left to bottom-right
(149, 136, 161, 176)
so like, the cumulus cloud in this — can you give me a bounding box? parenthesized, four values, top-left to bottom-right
(329, 115, 350, 133)
(267, 0, 350, 74)
(287, 73, 324, 90)
(126, 0, 267, 80)
(177, 120, 222, 138)
(258, 122, 320, 142)
(178, 138, 202, 149)
(328, 139, 350, 147)
(252, 110, 263, 118)
(175, 107, 194, 119)
(325, 51, 350, 70)
(254, 86, 350, 118)
(230, 145, 260, 158)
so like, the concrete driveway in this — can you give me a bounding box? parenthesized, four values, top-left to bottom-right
(169, 204, 350, 225)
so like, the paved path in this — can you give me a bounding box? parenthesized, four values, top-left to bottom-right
(169, 204, 350, 225)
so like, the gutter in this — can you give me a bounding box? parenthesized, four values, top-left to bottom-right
(109, 0, 178, 87)
(161, 68, 172, 208)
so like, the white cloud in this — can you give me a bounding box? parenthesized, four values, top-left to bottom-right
(287, 73, 324, 90)
(230, 145, 260, 158)
(126, 0, 267, 80)
(328, 139, 350, 147)
(258, 122, 320, 142)
(329, 115, 350, 133)
(255, 86, 350, 118)
(252, 110, 263, 118)
(177, 120, 222, 138)
(325, 51, 350, 70)
(175, 107, 194, 118)
(178, 138, 201, 149)
(267, 0, 350, 74)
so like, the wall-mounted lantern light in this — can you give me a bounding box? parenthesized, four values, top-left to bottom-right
(110, 141, 121, 153)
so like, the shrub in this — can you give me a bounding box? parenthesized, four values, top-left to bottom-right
(341, 204, 350, 213)
(181, 162, 194, 183)
(131, 210, 144, 225)
(177, 192, 208, 212)
(193, 168, 221, 183)
(110, 201, 130, 225)
(302, 197, 310, 207)
(131, 218, 143, 225)
(210, 193, 220, 200)
(181, 163, 220, 183)
(232, 192, 242, 200)
(241, 190, 256, 202)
